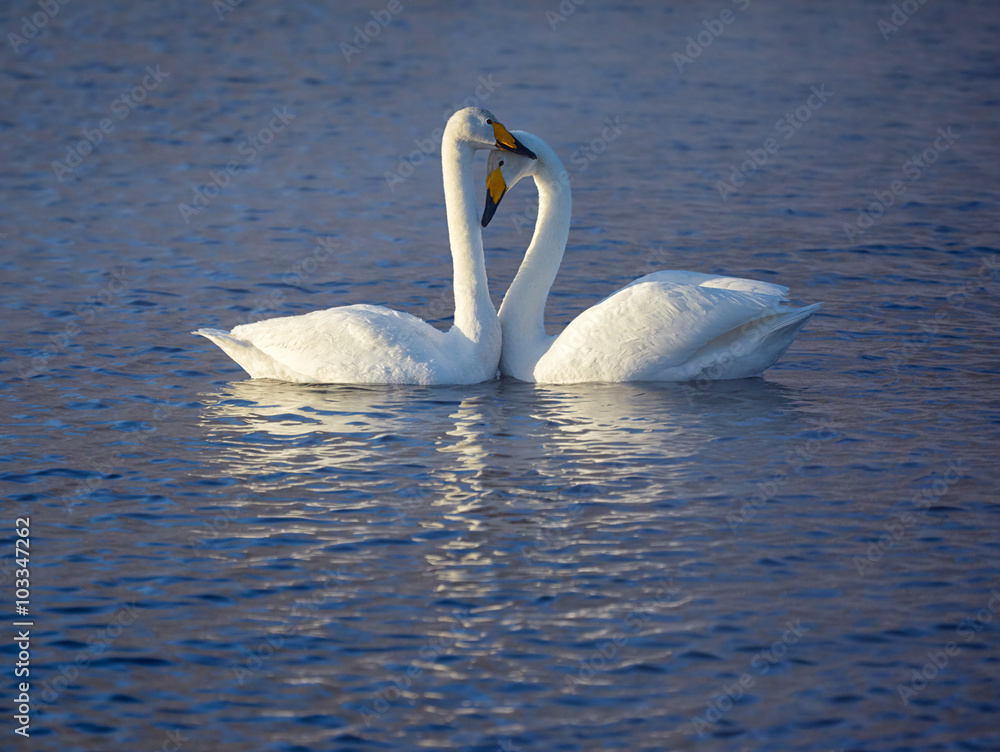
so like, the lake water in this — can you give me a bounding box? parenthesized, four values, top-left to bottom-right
(2, 1, 999, 750)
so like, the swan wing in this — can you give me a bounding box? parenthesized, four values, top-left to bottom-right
(534, 281, 819, 383)
(196, 305, 469, 384)
(622, 270, 790, 299)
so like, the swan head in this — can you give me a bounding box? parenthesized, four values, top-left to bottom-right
(445, 107, 538, 158)
(481, 133, 543, 227)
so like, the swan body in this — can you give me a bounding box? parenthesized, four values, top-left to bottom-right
(196, 305, 476, 384)
(482, 132, 821, 384)
(195, 108, 537, 385)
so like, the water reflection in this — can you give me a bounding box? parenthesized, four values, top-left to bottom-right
(197, 376, 818, 503)
(189, 376, 837, 749)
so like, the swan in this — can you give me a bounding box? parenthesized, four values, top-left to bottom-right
(480, 131, 821, 383)
(193, 108, 536, 385)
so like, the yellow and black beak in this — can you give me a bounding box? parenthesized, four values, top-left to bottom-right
(490, 120, 537, 159)
(481, 161, 508, 228)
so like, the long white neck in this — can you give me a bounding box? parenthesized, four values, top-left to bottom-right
(441, 129, 497, 344)
(497, 142, 572, 378)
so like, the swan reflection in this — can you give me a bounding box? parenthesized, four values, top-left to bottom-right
(198, 377, 814, 504)
(194, 377, 824, 598)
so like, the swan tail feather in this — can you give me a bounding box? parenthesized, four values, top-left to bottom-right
(686, 303, 821, 381)
(193, 328, 311, 382)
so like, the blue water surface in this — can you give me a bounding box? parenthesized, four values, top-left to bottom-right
(2, 2, 999, 751)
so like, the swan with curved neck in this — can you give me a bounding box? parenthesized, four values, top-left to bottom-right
(482, 130, 821, 383)
(194, 108, 536, 385)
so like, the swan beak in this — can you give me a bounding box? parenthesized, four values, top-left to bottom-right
(491, 121, 537, 159)
(481, 163, 508, 228)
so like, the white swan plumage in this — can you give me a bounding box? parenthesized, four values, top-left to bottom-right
(481, 131, 821, 384)
(194, 107, 537, 385)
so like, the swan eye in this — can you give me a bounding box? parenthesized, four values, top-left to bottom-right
(486, 119, 493, 125)
(499, 160, 504, 166)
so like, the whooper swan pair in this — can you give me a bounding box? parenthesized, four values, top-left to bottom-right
(195, 108, 819, 385)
